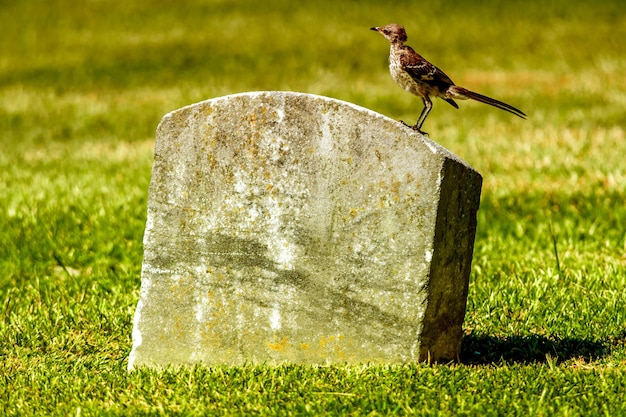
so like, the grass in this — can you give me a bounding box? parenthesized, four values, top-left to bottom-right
(1, 0, 625, 415)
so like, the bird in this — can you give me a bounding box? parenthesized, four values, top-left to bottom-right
(371, 23, 526, 135)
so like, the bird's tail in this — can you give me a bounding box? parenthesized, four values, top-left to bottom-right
(449, 86, 526, 119)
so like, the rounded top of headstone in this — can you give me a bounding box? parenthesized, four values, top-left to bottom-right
(159, 91, 474, 170)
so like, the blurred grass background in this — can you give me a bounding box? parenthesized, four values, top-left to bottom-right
(1, 0, 625, 414)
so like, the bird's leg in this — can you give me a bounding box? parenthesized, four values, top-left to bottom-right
(412, 97, 432, 135)
(400, 97, 431, 135)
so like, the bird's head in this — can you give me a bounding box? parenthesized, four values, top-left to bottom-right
(370, 24, 408, 44)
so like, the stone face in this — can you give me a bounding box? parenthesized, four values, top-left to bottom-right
(128, 91, 482, 370)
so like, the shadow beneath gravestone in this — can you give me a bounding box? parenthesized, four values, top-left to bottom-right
(459, 333, 609, 364)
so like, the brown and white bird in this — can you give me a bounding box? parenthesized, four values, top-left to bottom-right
(371, 23, 526, 135)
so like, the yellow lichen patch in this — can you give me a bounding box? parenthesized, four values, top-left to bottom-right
(318, 335, 343, 348)
(202, 106, 213, 117)
(390, 181, 401, 203)
(267, 337, 289, 352)
(318, 335, 333, 348)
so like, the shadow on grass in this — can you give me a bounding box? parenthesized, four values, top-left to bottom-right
(459, 333, 611, 365)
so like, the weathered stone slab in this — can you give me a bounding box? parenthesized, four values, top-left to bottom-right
(128, 91, 482, 370)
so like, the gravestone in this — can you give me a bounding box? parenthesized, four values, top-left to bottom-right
(128, 91, 482, 370)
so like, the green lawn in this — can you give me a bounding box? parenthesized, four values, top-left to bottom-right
(1, 0, 625, 415)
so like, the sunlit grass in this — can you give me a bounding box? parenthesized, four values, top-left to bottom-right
(1, 0, 626, 414)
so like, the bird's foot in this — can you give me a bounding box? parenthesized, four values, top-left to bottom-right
(400, 120, 428, 136)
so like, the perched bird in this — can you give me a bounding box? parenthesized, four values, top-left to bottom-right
(371, 23, 526, 135)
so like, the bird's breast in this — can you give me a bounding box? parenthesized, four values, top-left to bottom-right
(388, 57, 421, 96)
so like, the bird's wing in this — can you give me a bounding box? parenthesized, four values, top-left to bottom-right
(400, 46, 455, 91)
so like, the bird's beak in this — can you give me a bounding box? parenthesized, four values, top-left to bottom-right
(370, 27, 380, 32)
